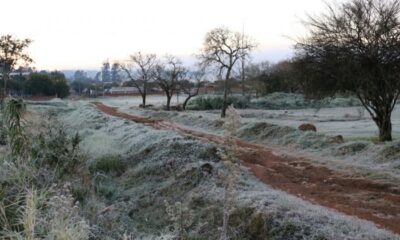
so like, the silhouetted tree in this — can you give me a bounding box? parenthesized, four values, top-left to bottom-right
(246, 60, 297, 95)
(72, 70, 91, 94)
(111, 62, 121, 82)
(50, 71, 69, 98)
(156, 55, 187, 110)
(0, 35, 32, 97)
(296, 0, 400, 141)
(245, 61, 272, 97)
(25, 73, 53, 96)
(25, 71, 69, 98)
(101, 61, 111, 82)
(121, 52, 157, 108)
(199, 27, 256, 117)
(71, 80, 89, 95)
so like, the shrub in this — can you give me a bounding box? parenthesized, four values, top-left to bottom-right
(30, 113, 83, 176)
(89, 155, 125, 175)
(187, 95, 250, 110)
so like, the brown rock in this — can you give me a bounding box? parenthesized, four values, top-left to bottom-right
(298, 123, 317, 132)
(329, 135, 344, 144)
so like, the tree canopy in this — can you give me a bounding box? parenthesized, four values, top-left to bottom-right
(295, 0, 400, 141)
(0, 35, 32, 96)
(198, 27, 256, 117)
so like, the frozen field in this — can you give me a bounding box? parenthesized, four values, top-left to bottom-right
(98, 95, 400, 139)
(26, 99, 400, 239)
(238, 107, 400, 139)
(92, 95, 400, 184)
(98, 95, 182, 108)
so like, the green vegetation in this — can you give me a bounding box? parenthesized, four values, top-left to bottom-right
(187, 95, 251, 110)
(0, 35, 32, 97)
(89, 154, 125, 175)
(0, 98, 89, 239)
(187, 93, 360, 111)
(20, 71, 70, 98)
(3, 98, 27, 157)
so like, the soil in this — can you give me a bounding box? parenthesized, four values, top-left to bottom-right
(93, 102, 400, 235)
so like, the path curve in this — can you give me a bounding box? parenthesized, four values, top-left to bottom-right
(93, 102, 400, 235)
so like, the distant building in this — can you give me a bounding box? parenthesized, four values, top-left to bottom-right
(108, 87, 140, 95)
(199, 83, 217, 94)
(0, 71, 31, 78)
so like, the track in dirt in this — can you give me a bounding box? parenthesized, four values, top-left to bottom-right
(93, 102, 400, 235)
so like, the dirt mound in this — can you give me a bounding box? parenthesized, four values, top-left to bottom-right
(298, 123, 317, 132)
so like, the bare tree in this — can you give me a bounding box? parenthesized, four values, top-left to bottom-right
(198, 27, 256, 117)
(156, 55, 187, 110)
(0, 35, 32, 97)
(180, 70, 204, 110)
(120, 52, 157, 108)
(295, 0, 400, 141)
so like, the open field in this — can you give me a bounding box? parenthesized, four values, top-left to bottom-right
(4, 0, 400, 239)
(98, 95, 400, 139)
(20, 95, 400, 239)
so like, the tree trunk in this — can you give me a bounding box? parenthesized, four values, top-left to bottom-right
(142, 83, 147, 108)
(375, 111, 392, 142)
(166, 95, 171, 111)
(141, 93, 146, 108)
(221, 88, 227, 118)
(221, 68, 232, 118)
(3, 73, 8, 97)
(182, 96, 191, 111)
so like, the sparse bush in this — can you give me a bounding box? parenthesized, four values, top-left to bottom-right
(94, 175, 117, 200)
(187, 95, 250, 110)
(334, 142, 368, 156)
(196, 146, 219, 160)
(228, 207, 268, 240)
(0, 104, 91, 239)
(188, 93, 361, 111)
(30, 112, 83, 176)
(89, 154, 125, 175)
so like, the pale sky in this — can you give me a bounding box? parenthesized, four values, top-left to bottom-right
(0, 0, 328, 70)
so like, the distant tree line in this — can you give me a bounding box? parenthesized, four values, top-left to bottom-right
(0, 71, 70, 98)
(0, 35, 70, 99)
(70, 60, 122, 96)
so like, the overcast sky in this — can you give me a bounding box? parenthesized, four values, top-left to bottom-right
(0, 0, 328, 70)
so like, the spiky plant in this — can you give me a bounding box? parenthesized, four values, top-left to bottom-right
(3, 98, 27, 158)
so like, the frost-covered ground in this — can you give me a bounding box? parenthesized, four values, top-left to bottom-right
(97, 95, 400, 139)
(90, 95, 400, 184)
(98, 95, 182, 108)
(237, 107, 400, 139)
(27, 99, 400, 239)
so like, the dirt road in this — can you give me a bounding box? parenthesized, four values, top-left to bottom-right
(93, 102, 400, 235)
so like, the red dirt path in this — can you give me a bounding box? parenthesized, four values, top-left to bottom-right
(93, 102, 400, 235)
